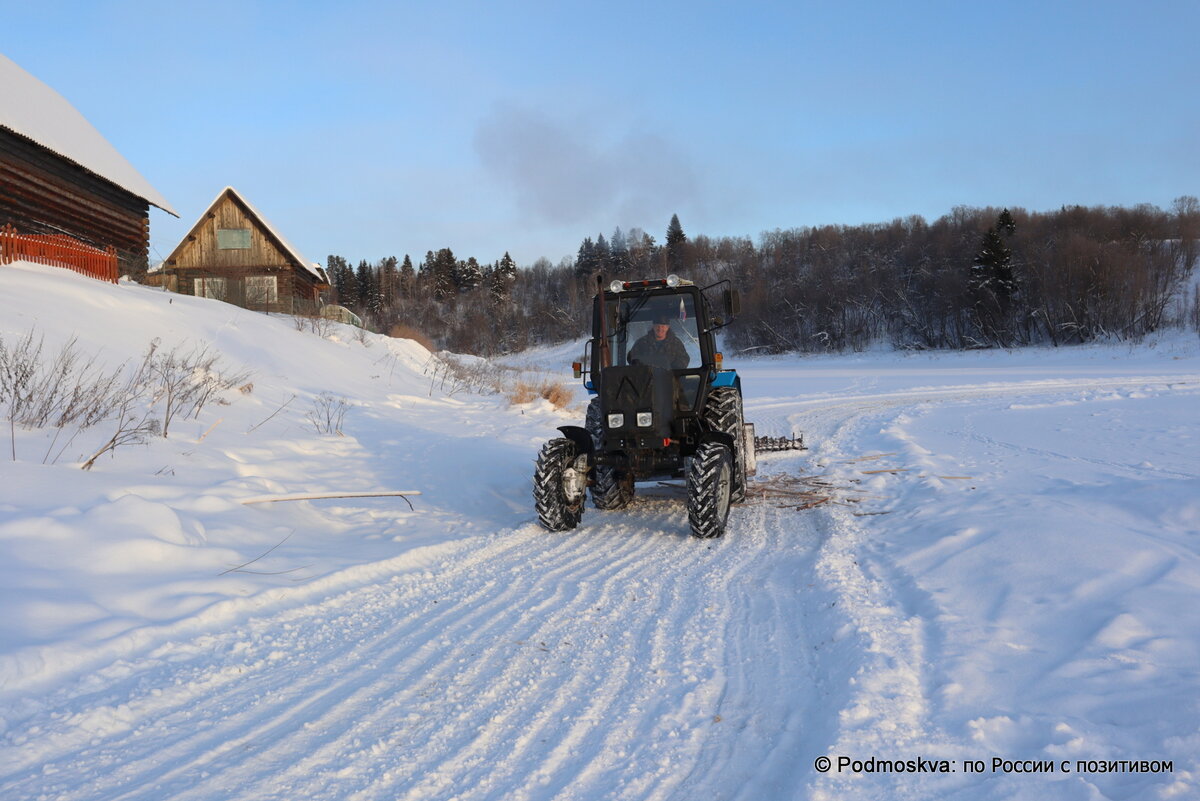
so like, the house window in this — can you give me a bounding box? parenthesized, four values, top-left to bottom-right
(245, 275, 278, 305)
(193, 277, 227, 299)
(217, 228, 252, 249)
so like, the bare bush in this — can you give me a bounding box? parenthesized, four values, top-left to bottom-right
(293, 313, 335, 338)
(151, 341, 252, 437)
(423, 351, 576, 409)
(0, 333, 126, 431)
(510, 378, 573, 409)
(508, 382, 540, 404)
(424, 354, 501, 397)
(1, 333, 128, 461)
(1, 330, 252, 466)
(81, 345, 162, 470)
(307, 392, 349, 435)
(541, 380, 574, 409)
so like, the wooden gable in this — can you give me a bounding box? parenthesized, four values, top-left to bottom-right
(163, 188, 328, 314)
(167, 190, 292, 272)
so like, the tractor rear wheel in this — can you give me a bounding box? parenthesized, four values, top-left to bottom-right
(687, 441, 732, 539)
(702, 387, 747, 503)
(533, 438, 586, 531)
(585, 399, 634, 510)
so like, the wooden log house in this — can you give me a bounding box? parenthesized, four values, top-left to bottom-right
(160, 187, 329, 314)
(0, 54, 176, 275)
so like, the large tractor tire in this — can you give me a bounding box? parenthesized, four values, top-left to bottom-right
(585, 399, 634, 510)
(702, 387, 748, 503)
(687, 441, 733, 539)
(533, 438, 586, 531)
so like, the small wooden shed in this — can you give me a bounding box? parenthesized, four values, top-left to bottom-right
(160, 187, 329, 314)
(0, 54, 176, 275)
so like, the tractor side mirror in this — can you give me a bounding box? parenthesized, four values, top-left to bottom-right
(724, 288, 741, 317)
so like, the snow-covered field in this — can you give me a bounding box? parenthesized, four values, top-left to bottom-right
(1, 261, 1197, 800)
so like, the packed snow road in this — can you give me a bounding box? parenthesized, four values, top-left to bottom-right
(2, 295, 1198, 800)
(3, 465, 832, 801)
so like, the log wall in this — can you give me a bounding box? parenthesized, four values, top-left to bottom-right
(0, 127, 150, 274)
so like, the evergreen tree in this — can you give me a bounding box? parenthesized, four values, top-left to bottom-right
(497, 250, 517, 282)
(432, 248, 457, 299)
(609, 227, 630, 275)
(970, 211, 1018, 344)
(997, 208, 1016, 237)
(327, 255, 353, 305)
(354, 259, 378, 313)
(575, 237, 597, 277)
(398, 254, 416, 297)
(971, 224, 1016, 303)
(379, 256, 399, 309)
(594, 233, 611, 274)
(489, 251, 518, 303)
(666, 213, 687, 272)
(418, 250, 437, 294)
(456, 256, 484, 292)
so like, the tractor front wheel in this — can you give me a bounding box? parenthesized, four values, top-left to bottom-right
(687, 441, 733, 539)
(534, 438, 586, 531)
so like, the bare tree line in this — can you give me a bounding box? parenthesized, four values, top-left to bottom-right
(326, 199, 1200, 356)
(718, 199, 1199, 352)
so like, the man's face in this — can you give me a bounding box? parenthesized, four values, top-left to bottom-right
(653, 323, 669, 340)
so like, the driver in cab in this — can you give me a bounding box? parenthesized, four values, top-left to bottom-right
(628, 313, 689, 370)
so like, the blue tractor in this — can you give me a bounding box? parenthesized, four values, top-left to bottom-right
(534, 275, 756, 538)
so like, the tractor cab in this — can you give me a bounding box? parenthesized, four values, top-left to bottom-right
(579, 276, 738, 415)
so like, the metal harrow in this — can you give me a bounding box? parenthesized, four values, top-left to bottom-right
(753, 434, 807, 452)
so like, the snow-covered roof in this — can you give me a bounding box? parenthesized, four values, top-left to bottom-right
(0, 53, 177, 216)
(179, 187, 325, 282)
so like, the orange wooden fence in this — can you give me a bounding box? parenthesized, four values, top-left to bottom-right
(0, 224, 119, 283)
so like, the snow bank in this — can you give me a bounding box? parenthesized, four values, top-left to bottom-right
(0, 261, 571, 692)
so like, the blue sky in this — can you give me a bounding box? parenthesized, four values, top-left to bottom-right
(5, 0, 1198, 268)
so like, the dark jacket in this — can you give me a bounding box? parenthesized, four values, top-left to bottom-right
(628, 330, 689, 370)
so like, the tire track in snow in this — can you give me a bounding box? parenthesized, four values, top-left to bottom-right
(80, 528, 637, 799)
(670, 498, 833, 800)
(323, 521, 669, 801)
(3, 530, 599, 799)
(4, 495, 815, 801)
(326, 502, 757, 801)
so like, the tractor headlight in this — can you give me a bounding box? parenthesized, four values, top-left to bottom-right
(609, 280, 624, 293)
(636, 412, 653, 427)
(666, 273, 681, 287)
(607, 413, 624, 428)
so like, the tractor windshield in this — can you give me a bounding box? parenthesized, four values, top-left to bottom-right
(590, 288, 713, 411)
(611, 293, 701, 369)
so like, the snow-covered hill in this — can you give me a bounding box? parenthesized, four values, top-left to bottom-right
(1, 261, 1198, 800)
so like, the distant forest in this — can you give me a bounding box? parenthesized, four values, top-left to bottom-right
(324, 199, 1200, 356)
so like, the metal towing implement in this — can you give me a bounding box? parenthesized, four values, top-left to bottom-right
(533, 274, 804, 539)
